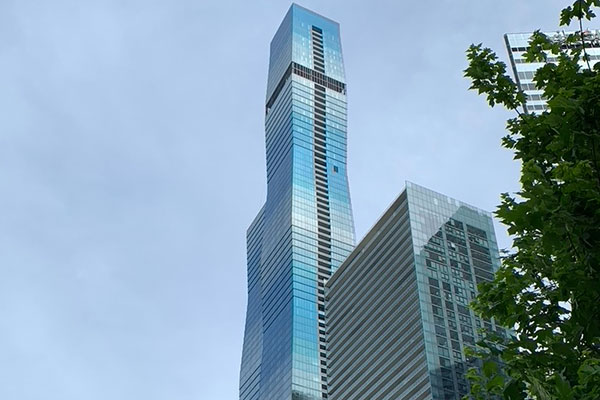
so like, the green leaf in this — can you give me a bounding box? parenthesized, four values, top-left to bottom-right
(486, 374, 504, 391)
(503, 380, 524, 400)
(482, 360, 498, 378)
(554, 372, 574, 400)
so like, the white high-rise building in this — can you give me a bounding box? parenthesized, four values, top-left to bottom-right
(505, 30, 600, 113)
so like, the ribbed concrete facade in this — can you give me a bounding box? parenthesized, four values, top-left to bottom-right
(326, 183, 503, 400)
(325, 190, 431, 400)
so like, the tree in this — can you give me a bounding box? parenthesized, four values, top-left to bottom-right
(463, 1, 600, 398)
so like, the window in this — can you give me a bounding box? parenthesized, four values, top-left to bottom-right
(457, 305, 470, 315)
(435, 315, 446, 326)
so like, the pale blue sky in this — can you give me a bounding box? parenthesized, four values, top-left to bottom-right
(0, 0, 573, 399)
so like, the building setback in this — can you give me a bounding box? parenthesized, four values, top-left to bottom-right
(239, 4, 355, 400)
(325, 183, 505, 400)
(505, 30, 600, 113)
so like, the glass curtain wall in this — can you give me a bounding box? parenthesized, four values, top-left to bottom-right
(240, 5, 355, 400)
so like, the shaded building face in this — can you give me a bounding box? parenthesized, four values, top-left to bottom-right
(326, 183, 504, 400)
(240, 5, 355, 400)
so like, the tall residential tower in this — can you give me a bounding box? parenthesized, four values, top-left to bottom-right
(239, 5, 355, 400)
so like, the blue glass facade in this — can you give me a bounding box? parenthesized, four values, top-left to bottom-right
(407, 183, 504, 399)
(240, 5, 355, 400)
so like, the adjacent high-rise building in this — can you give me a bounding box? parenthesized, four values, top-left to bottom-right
(505, 30, 600, 113)
(239, 5, 355, 400)
(325, 183, 504, 400)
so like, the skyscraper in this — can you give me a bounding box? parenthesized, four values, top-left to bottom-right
(326, 183, 504, 400)
(505, 30, 600, 113)
(239, 5, 355, 400)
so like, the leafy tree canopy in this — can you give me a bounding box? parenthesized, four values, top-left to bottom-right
(463, 1, 600, 398)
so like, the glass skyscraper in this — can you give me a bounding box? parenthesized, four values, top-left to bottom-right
(326, 183, 504, 400)
(239, 5, 355, 400)
(505, 30, 600, 113)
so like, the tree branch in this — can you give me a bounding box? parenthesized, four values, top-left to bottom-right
(579, 0, 593, 70)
